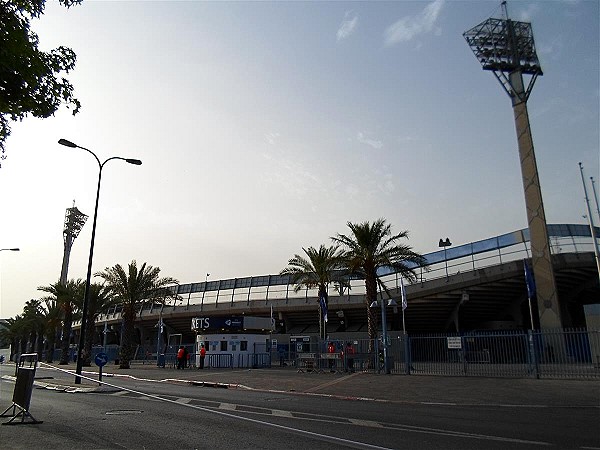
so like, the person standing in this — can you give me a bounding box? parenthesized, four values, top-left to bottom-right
(177, 346, 185, 370)
(327, 341, 336, 372)
(345, 342, 355, 373)
(199, 343, 206, 369)
(278, 346, 286, 367)
(183, 346, 189, 369)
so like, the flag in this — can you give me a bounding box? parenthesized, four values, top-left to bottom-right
(524, 259, 536, 299)
(400, 277, 407, 311)
(319, 292, 328, 323)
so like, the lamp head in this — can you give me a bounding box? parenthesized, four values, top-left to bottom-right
(58, 138, 78, 148)
(126, 159, 142, 165)
(439, 238, 452, 247)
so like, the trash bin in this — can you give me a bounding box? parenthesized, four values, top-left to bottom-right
(157, 353, 165, 368)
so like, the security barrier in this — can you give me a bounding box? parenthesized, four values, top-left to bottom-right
(1, 353, 43, 425)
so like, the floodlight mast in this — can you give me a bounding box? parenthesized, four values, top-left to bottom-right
(464, 1, 561, 329)
(60, 202, 88, 286)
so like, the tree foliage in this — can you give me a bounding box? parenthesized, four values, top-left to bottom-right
(332, 219, 426, 344)
(96, 260, 178, 369)
(0, 0, 81, 165)
(38, 278, 84, 364)
(280, 245, 347, 339)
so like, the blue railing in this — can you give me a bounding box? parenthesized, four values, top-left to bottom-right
(91, 223, 598, 319)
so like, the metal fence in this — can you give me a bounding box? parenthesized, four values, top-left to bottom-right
(285, 329, 599, 379)
(399, 328, 600, 379)
(37, 328, 598, 379)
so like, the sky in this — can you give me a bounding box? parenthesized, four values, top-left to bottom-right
(0, 0, 598, 319)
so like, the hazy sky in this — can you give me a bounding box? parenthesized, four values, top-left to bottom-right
(0, 0, 598, 319)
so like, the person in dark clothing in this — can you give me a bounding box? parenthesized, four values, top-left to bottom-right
(345, 342, 355, 373)
(183, 347, 189, 369)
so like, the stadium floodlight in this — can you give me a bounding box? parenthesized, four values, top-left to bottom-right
(464, 2, 560, 329)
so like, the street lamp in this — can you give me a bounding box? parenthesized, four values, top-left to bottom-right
(439, 238, 452, 279)
(201, 273, 210, 310)
(58, 138, 141, 384)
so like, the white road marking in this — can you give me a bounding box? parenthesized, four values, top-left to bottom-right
(272, 409, 294, 418)
(349, 419, 384, 428)
(34, 364, 556, 449)
(218, 402, 236, 411)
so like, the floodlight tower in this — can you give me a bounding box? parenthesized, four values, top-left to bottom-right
(464, 2, 561, 329)
(59, 202, 88, 285)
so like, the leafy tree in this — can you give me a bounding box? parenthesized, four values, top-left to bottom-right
(280, 245, 347, 339)
(38, 279, 84, 364)
(96, 260, 178, 369)
(0, 0, 81, 166)
(332, 219, 426, 348)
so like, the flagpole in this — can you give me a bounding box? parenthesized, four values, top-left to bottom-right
(524, 260, 536, 330)
(402, 307, 406, 335)
(400, 277, 407, 334)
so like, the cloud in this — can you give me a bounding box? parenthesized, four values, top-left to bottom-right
(265, 132, 280, 145)
(384, 0, 445, 46)
(357, 132, 383, 149)
(518, 3, 540, 21)
(337, 10, 358, 42)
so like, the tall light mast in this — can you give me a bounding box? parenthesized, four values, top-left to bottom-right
(464, 2, 561, 328)
(59, 202, 88, 285)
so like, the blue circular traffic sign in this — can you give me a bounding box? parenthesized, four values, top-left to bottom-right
(95, 352, 109, 367)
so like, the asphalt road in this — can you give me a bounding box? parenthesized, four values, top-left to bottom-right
(0, 364, 599, 449)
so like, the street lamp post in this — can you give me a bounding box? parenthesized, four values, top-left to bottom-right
(58, 138, 141, 384)
(201, 273, 210, 310)
(439, 238, 452, 279)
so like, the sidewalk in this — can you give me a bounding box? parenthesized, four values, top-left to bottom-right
(10, 361, 599, 407)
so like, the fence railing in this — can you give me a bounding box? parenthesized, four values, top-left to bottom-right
(34, 328, 599, 380)
(272, 329, 600, 379)
(90, 223, 599, 322)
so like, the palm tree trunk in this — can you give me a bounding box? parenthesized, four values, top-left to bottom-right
(365, 272, 378, 353)
(119, 305, 136, 369)
(59, 308, 73, 365)
(45, 331, 56, 363)
(82, 311, 96, 367)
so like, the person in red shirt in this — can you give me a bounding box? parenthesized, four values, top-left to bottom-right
(199, 344, 206, 369)
(176, 346, 185, 370)
(327, 342, 336, 372)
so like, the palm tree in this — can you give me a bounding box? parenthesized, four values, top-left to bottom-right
(21, 299, 45, 357)
(332, 219, 426, 346)
(38, 279, 85, 365)
(280, 245, 347, 339)
(0, 315, 27, 360)
(96, 260, 178, 369)
(39, 298, 63, 363)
